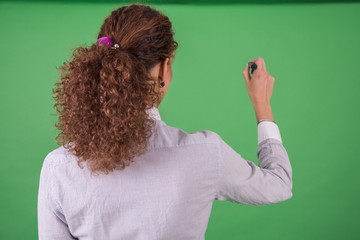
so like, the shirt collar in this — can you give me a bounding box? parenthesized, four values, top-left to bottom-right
(145, 106, 161, 121)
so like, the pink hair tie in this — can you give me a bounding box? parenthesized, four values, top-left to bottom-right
(97, 36, 119, 49)
(97, 37, 112, 47)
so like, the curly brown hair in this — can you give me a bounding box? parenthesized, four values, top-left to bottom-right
(52, 3, 179, 176)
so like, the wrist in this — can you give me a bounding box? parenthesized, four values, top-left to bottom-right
(253, 103, 274, 122)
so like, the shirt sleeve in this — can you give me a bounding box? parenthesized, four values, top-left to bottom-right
(257, 121, 283, 145)
(37, 154, 77, 240)
(215, 122, 293, 205)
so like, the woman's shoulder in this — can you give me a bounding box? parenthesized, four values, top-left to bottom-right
(153, 120, 220, 148)
(42, 144, 76, 167)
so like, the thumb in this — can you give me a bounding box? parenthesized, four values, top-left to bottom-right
(242, 63, 251, 86)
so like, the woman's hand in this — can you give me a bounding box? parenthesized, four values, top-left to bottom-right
(242, 57, 275, 106)
(242, 57, 275, 122)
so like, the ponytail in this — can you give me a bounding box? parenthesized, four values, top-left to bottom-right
(52, 4, 178, 175)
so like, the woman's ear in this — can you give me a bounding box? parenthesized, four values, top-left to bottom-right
(159, 57, 170, 80)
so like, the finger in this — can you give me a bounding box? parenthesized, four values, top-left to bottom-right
(248, 58, 259, 74)
(258, 57, 267, 71)
(242, 63, 251, 86)
(250, 57, 265, 71)
(249, 58, 257, 66)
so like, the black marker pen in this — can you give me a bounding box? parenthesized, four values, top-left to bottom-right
(248, 62, 257, 75)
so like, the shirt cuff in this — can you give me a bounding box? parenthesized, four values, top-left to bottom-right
(257, 121, 283, 145)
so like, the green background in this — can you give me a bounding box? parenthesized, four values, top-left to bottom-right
(1, 0, 359, 239)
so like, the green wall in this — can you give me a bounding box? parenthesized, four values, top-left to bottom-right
(0, 0, 359, 239)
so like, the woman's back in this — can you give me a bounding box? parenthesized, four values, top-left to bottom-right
(38, 107, 292, 240)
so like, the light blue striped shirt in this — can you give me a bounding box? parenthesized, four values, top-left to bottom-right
(37, 106, 293, 239)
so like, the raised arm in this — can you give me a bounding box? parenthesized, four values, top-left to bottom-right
(214, 57, 293, 205)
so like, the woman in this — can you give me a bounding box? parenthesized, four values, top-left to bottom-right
(37, 3, 293, 240)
